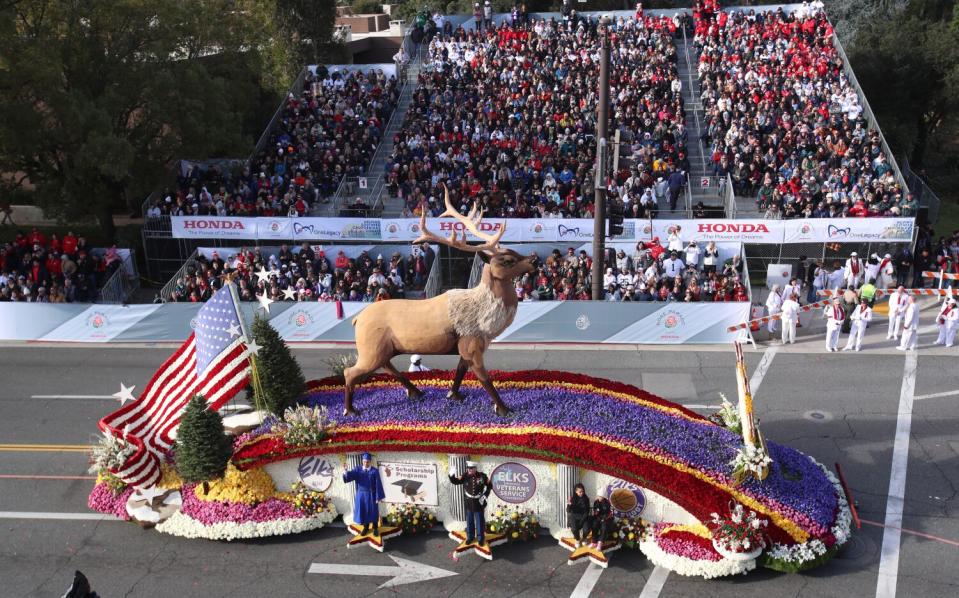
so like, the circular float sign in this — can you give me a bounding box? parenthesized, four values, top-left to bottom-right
(605, 479, 647, 517)
(490, 462, 537, 504)
(297, 456, 334, 492)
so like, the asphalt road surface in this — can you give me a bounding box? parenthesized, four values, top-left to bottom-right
(1, 324, 958, 597)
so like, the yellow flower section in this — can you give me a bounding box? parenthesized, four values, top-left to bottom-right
(311, 379, 702, 423)
(338, 422, 811, 543)
(157, 463, 183, 490)
(195, 464, 276, 504)
(659, 523, 712, 539)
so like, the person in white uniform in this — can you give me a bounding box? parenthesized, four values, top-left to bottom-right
(409, 354, 431, 372)
(844, 252, 864, 289)
(823, 298, 846, 352)
(934, 297, 958, 347)
(765, 285, 783, 334)
(843, 299, 873, 351)
(897, 296, 920, 351)
(780, 292, 801, 344)
(886, 286, 908, 340)
(878, 253, 896, 289)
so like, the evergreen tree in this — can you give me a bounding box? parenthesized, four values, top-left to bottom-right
(251, 315, 306, 416)
(175, 396, 232, 486)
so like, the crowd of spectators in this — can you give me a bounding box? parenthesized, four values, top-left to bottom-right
(386, 10, 689, 220)
(693, 2, 913, 219)
(145, 68, 399, 218)
(512, 235, 747, 302)
(0, 229, 121, 302)
(167, 243, 434, 303)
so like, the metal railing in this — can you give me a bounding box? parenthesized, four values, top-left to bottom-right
(248, 67, 309, 166)
(159, 250, 200, 302)
(468, 253, 484, 289)
(423, 251, 443, 298)
(900, 156, 941, 223)
(722, 173, 735, 218)
(98, 250, 140, 304)
(740, 243, 753, 303)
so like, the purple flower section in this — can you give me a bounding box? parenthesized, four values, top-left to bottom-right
(306, 381, 838, 531)
(88, 483, 133, 521)
(179, 484, 306, 525)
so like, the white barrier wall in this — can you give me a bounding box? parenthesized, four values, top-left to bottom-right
(264, 452, 699, 538)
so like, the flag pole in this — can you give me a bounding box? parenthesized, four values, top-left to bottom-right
(227, 278, 267, 416)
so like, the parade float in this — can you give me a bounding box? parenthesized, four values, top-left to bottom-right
(88, 202, 853, 578)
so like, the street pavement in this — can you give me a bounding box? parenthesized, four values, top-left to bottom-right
(1, 326, 958, 597)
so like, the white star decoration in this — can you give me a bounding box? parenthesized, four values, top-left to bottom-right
(226, 322, 241, 337)
(256, 293, 274, 313)
(246, 340, 261, 356)
(112, 383, 136, 405)
(135, 485, 166, 504)
(282, 288, 296, 301)
(254, 267, 271, 284)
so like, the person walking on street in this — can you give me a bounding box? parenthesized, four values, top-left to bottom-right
(824, 298, 845, 352)
(781, 292, 800, 344)
(887, 286, 908, 340)
(934, 297, 958, 347)
(898, 296, 920, 351)
(449, 461, 491, 546)
(843, 299, 872, 351)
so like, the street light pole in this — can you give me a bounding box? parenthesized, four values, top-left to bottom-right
(591, 18, 611, 301)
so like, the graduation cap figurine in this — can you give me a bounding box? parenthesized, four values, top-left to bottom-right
(392, 479, 423, 501)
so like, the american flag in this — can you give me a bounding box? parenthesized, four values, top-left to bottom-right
(99, 284, 251, 488)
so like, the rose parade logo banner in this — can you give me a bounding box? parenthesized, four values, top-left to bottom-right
(378, 461, 439, 506)
(490, 462, 537, 504)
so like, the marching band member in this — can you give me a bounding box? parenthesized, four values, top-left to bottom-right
(765, 285, 783, 334)
(843, 299, 873, 351)
(934, 297, 958, 348)
(844, 252, 864, 290)
(878, 253, 896, 289)
(887, 286, 908, 340)
(780, 292, 800, 344)
(897, 296, 920, 351)
(823, 298, 846, 352)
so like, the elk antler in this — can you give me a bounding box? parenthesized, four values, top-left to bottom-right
(413, 184, 505, 252)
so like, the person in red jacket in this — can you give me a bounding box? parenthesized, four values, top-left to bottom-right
(62, 231, 78, 256)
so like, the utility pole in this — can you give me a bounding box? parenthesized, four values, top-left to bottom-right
(591, 17, 611, 301)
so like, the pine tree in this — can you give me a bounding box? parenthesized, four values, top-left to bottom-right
(175, 395, 232, 486)
(251, 315, 306, 416)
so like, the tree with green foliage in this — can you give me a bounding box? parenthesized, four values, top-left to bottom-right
(251, 315, 306, 416)
(175, 395, 232, 487)
(277, 0, 347, 67)
(0, 0, 291, 241)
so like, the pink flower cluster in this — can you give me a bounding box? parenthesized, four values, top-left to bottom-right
(179, 483, 305, 525)
(87, 483, 133, 521)
(653, 523, 722, 562)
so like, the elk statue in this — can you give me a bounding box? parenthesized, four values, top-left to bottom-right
(344, 186, 535, 417)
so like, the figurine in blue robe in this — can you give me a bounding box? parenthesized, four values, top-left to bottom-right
(343, 453, 385, 534)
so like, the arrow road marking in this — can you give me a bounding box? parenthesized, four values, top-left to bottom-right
(308, 555, 457, 589)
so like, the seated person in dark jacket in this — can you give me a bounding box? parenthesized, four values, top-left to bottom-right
(566, 483, 592, 547)
(590, 495, 614, 549)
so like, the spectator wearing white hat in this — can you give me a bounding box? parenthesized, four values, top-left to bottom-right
(934, 298, 958, 347)
(409, 354, 430, 372)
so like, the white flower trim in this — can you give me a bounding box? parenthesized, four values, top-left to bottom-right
(764, 456, 852, 565)
(156, 508, 337, 541)
(640, 537, 755, 579)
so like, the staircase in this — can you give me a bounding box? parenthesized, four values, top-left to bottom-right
(675, 31, 713, 212)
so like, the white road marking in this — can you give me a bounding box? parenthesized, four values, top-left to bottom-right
(876, 352, 918, 598)
(30, 395, 114, 400)
(0, 511, 120, 521)
(308, 556, 457, 589)
(749, 346, 778, 393)
(569, 562, 605, 598)
(638, 566, 670, 598)
(914, 389, 959, 401)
